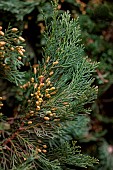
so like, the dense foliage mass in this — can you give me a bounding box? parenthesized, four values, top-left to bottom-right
(0, 0, 113, 169)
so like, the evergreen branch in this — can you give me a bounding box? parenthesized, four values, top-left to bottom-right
(0, 0, 39, 21)
(0, 25, 26, 85)
(0, 1, 98, 169)
(48, 141, 99, 169)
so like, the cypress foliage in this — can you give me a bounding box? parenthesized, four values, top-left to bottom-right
(0, 1, 98, 169)
(0, 26, 26, 85)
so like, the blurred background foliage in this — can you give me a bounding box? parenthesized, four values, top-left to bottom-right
(0, 0, 113, 169)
